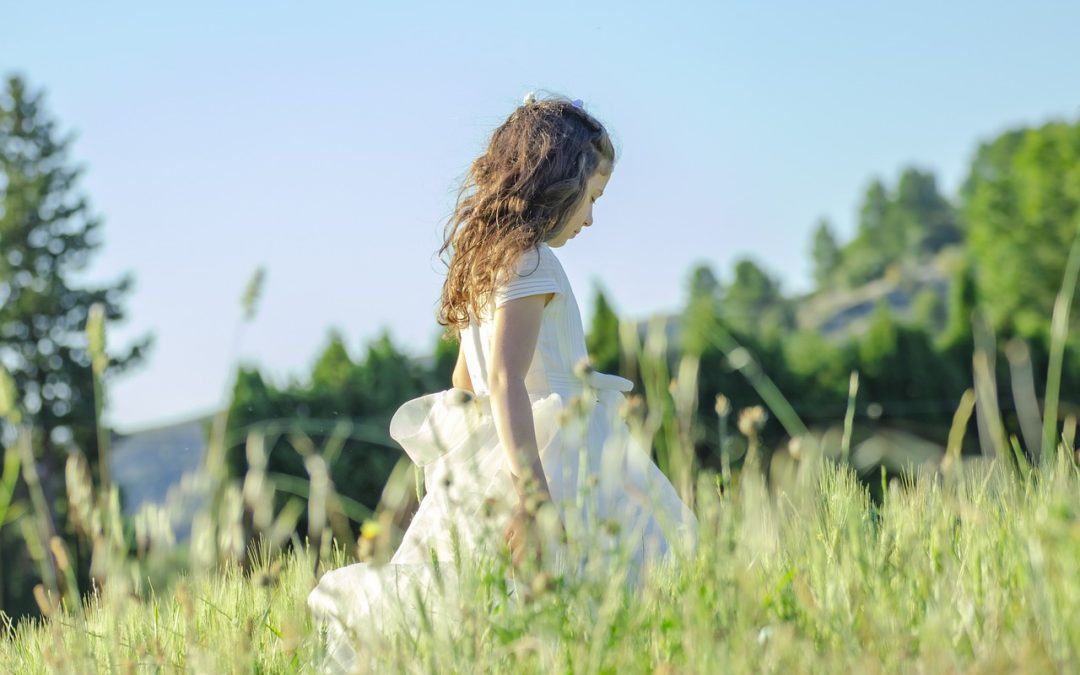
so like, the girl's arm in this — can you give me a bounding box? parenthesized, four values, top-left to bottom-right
(488, 293, 553, 501)
(451, 341, 473, 392)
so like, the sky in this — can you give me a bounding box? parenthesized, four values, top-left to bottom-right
(4, 1, 1079, 433)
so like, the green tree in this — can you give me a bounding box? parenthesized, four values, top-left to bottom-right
(858, 301, 899, 379)
(721, 258, 793, 342)
(0, 75, 151, 465)
(687, 262, 721, 300)
(893, 168, 961, 253)
(839, 170, 959, 287)
(586, 286, 620, 374)
(810, 218, 841, 288)
(310, 329, 355, 393)
(681, 263, 722, 358)
(842, 180, 895, 285)
(226, 330, 429, 545)
(911, 287, 947, 336)
(0, 74, 151, 617)
(962, 119, 1080, 341)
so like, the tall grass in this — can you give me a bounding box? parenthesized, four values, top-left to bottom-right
(2, 438, 1077, 672)
(0, 261, 1079, 673)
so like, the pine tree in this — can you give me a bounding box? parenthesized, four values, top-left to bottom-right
(681, 263, 722, 358)
(810, 218, 841, 288)
(893, 168, 961, 254)
(722, 258, 790, 338)
(586, 286, 620, 374)
(0, 75, 151, 481)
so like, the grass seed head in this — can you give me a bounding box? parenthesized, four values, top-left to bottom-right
(573, 358, 594, 380)
(738, 406, 769, 437)
(714, 394, 731, 418)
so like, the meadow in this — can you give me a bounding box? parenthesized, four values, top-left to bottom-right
(1, 294, 1079, 674)
(1, 431, 1077, 673)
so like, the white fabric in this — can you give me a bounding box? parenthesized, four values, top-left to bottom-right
(492, 245, 561, 309)
(306, 243, 698, 673)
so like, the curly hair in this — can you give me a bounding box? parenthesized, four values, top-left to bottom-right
(436, 94, 616, 332)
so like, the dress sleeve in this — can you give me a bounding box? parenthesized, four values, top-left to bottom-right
(493, 246, 562, 308)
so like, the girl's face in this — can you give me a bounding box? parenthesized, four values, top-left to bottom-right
(547, 168, 611, 248)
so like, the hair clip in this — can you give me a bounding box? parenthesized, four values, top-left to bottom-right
(523, 91, 537, 105)
(571, 99, 584, 109)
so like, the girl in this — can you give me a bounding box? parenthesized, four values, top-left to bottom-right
(307, 92, 698, 671)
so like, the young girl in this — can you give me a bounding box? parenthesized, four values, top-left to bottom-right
(307, 92, 698, 671)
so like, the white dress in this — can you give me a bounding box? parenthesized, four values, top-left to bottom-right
(306, 243, 698, 672)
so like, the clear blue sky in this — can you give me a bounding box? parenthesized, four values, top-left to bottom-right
(5, 1, 1079, 432)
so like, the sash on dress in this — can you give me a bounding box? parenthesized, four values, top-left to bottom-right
(388, 371, 633, 468)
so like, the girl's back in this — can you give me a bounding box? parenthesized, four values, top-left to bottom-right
(459, 243, 591, 399)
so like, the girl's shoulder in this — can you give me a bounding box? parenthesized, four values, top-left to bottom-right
(493, 243, 566, 309)
(509, 243, 565, 278)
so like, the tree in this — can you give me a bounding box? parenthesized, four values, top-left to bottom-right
(0, 74, 151, 617)
(687, 262, 721, 300)
(586, 286, 620, 374)
(839, 170, 959, 286)
(858, 301, 899, 379)
(0, 76, 150, 477)
(226, 330, 428, 546)
(721, 258, 793, 341)
(893, 168, 961, 253)
(679, 264, 721, 359)
(962, 119, 1080, 341)
(911, 287, 947, 336)
(810, 218, 841, 288)
(311, 329, 356, 392)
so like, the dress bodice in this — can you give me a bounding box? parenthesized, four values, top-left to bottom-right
(459, 243, 590, 398)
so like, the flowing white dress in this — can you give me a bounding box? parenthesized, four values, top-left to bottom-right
(306, 243, 698, 672)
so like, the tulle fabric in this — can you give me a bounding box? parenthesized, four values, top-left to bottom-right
(306, 371, 698, 673)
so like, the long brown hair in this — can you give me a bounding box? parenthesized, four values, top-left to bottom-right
(437, 94, 616, 331)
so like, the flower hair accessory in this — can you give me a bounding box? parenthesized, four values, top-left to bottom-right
(521, 91, 586, 110)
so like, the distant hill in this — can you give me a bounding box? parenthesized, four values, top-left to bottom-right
(795, 248, 962, 343)
(109, 414, 212, 540)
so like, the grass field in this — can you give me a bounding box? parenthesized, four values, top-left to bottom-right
(1, 432, 1077, 673)
(3, 253, 1080, 673)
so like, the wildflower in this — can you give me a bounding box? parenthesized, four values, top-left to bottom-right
(620, 394, 645, 421)
(714, 394, 730, 418)
(573, 358, 594, 381)
(738, 406, 768, 437)
(788, 437, 803, 461)
(360, 519, 382, 541)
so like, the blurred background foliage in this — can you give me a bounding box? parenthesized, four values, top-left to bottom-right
(3, 72, 1080, 624)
